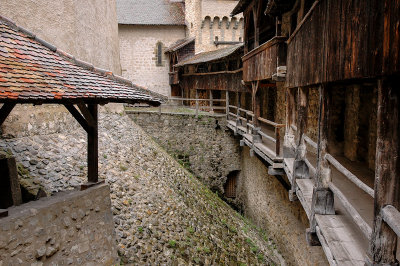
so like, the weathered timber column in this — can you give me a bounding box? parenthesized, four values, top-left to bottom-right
(195, 90, 199, 118)
(209, 90, 214, 113)
(225, 90, 229, 119)
(0, 157, 22, 208)
(235, 91, 241, 134)
(290, 87, 310, 200)
(308, 85, 334, 245)
(368, 79, 399, 264)
(87, 103, 98, 183)
(252, 5, 259, 48)
(284, 88, 296, 158)
(251, 81, 261, 143)
(276, 15, 282, 36)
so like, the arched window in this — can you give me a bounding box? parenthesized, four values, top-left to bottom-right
(156, 42, 163, 66)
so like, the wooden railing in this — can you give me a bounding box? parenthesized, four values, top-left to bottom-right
(382, 205, 400, 237)
(227, 104, 284, 158)
(289, 125, 375, 240)
(257, 117, 284, 157)
(162, 97, 226, 118)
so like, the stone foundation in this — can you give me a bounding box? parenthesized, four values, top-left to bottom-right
(236, 146, 328, 265)
(0, 184, 118, 265)
(128, 111, 241, 194)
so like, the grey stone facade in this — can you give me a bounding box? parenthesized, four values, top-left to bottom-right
(128, 111, 241, 194)
(0, 184, 118, 265)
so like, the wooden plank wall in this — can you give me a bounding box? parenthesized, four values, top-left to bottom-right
(181, 72, 248, 92)
(286, 0, 399, 88)
(242, 38, 286, 82)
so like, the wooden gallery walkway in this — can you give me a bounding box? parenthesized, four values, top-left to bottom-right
(226, 105, 399, 265)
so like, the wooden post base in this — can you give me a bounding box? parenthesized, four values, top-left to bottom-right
(306, 228, 321, 246)
(289, 189, 298, 201)
(313, 187, 335, 215)
(80, 180, 105, 191)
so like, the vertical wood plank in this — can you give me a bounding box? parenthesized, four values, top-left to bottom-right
(369, 78, 399, 264)
(87, 104, 98, 183)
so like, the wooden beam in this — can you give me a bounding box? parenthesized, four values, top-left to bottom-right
(293, 87, 310, 180)
(251, 81, 260, 128)
(369, 79, 399, 264)
(64, 104, 89, 133)
(87, 104, 98, 183)
(77, 103, 96, 127)
(309, 85, 334, 244)
(0, 103, 16, 127)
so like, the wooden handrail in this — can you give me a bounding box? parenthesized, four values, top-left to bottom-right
(169, 97, 226, 102)
(258, 117, 285, 128)
(228, 112, 237, 118)
(325, 154, 374, 198)
(304, 158, 316, 177)
(304, 135, 317, 150)
(259, 130, 276, 143)
(328, 182, 372, 240)
(228, 105, 237, 109)
(382, 205, 400, 237)
(182, 68, 242, 76)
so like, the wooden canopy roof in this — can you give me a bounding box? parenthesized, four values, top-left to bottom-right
(0, 15, 166, 105)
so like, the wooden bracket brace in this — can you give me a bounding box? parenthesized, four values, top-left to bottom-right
(64, 104, 90, 132)
(0, 103, 16, 127)
(77, 103, 96, 127)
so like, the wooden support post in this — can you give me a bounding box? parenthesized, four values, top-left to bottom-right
(284, 88, 296, 158)
(87, 104, 98, 183)
(235, 91, 241, 133)
(308, 86, 334, 245)
(252, 2, 260, 47)
(209, 90, 214, 113)
(0, 103, 16, 127)
(195, 90, 199, 118)
(251, 81, 261, 142)
(368, 79, 399, 265)
(276, 15, 282, 36)
(225, 91, 229, 119)
(275, 127, 281, 157)
(0, 157, 22, 209)
(293, 87, 310, 179)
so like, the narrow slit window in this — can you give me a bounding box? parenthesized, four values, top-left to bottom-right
(156, 42, 162, 66)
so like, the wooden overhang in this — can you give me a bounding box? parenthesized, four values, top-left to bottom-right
(285, 0, 400, 88)
(0, 15, 166, 186)
(175, 45, 247, 92)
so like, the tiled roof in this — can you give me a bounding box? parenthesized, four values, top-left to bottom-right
(164, 37, 195, 53)
(117, 0, 185, 26)
(175, 44, 243, 67)
(0, 16, 166, 105)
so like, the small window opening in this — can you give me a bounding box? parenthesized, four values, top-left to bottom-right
(215, 36, 219, 42)
(224, 171, 239, 198)
(239, 37, 242, 42)
(156, 42, 163, 66)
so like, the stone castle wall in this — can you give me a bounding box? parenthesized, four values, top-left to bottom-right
(118, 25, 186, 96)
(0, 184, 118, 265)
(236, 146, 328, 265)
(184, 0, 243, 53)
(128, 111, 241, 194)
(0, 0, 121, 74)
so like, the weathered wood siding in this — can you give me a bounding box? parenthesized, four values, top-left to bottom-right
(242, 37, 287, 82)
(286, 0, 400, 88)
(181, 72, 247, 92)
